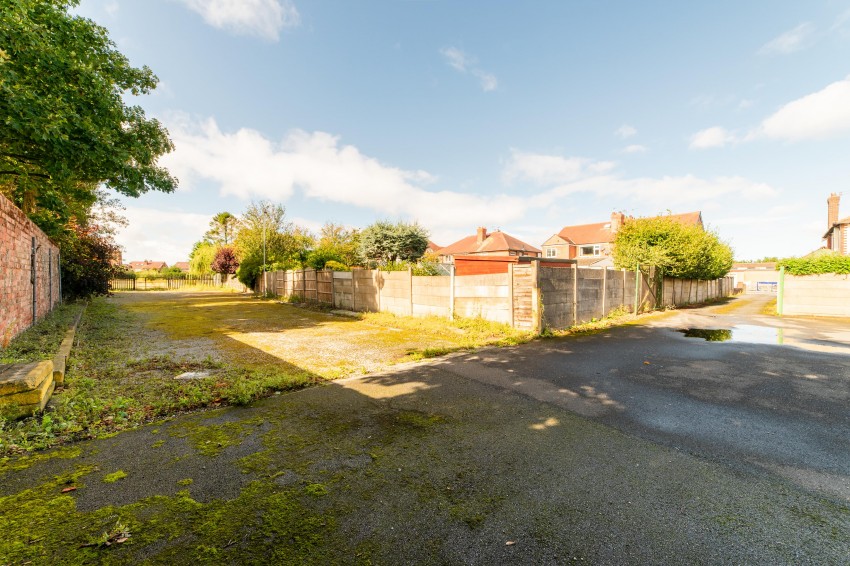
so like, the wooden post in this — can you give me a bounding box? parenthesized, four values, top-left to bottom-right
(508, 262, 515, 328)
(572, 263, 578, 326)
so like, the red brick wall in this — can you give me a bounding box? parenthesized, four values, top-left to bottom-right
(0, 193, 61, 347)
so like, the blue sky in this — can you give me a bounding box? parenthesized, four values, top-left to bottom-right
(76, 0, 850, 264)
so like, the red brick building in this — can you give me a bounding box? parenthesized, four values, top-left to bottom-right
(824, 193, 849, 255)
(437, 227, 541, 263)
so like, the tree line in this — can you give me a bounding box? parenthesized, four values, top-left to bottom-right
(189, 203, 433, 288)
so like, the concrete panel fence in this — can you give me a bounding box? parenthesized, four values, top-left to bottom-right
(779, 272, 850, 317)
(257, 263, 733, 332)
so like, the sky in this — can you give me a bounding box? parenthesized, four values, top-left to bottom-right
(74, 0, 850, 264)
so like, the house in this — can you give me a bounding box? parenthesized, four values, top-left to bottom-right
(824, 193, 849, 255)
(128, 260, 168, 272)
(542, 211, 703, 267)
(172, 261, 190, 272)
(437, 227, 541, 263)
(425, 240, 442, 255)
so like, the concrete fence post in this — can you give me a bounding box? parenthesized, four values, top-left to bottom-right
(449, 265, 456, 320)
(777, 266, 785, 316)
(572, 263, 578, 326)
(408, 266, 414, 316)
(508, 262, 515, 328)
(633, 266, 640, 314)
(601, 267, 607, 318)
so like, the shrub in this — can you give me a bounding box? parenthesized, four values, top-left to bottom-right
(779, 254, 850, 275)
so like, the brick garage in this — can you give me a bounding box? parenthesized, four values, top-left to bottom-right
(0, 193, 61, 346)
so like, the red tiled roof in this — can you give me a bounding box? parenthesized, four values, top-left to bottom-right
(128, 260, 167, 270)
(173, 262, 190, 271)
(557, 211, 703, 245)
(439, 230, 541, 256)
(426, 240, 442, 252)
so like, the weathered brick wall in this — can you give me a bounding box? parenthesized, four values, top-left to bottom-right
(0, 193, 61, 346)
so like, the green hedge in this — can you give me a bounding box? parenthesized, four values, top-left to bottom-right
(779, 255, 850, 275)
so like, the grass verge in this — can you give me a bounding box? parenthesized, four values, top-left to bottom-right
(0, 302, 84, 364)
(0, 297, 317, 455)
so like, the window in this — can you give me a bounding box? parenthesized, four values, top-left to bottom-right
(580, 245, 600, 256)
(546, 248, 557, 258)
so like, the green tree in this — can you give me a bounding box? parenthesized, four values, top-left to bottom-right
(189, 241, 217, 276)
(317, 222, 360, 266)
(234, 201, 315, 287)
(612, 216, 732, 279)
(204, 212, 239, 246)
(359, 221, 429, 266)
(57, 221, 122, 299)
(0, 0, 176, 225)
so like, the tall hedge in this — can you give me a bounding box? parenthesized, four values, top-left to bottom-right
(612, 216, 733, 279)
(779, 255, 850, 275)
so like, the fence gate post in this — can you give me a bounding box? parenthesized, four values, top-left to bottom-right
(777, 266, 785, 316)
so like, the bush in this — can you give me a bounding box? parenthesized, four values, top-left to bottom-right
(58, 223, 122, 299)
(324, 260, 349, 271)
(779, 254, 850, 275)
(613, 216, 732, 279)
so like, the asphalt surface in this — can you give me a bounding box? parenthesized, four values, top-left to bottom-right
(3, 294, 849, 564)
(434, 294, 850, 501)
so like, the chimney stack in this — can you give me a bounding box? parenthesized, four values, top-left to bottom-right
(828, 193, 840, 229)
(610, 211, 625, 233)
(476, 226, 487, 244)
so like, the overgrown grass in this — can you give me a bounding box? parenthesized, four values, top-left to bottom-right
(0, 302, 84, 364)
(0, 298, 316, 455)
(361, 312, 534, 361)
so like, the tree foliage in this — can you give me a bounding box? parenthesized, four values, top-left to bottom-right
(58, 221, 121, 299)
(359, 221, 429, 266)
(0, 0, 176, 226)
(612, 216, 733, 279)
(317, 222, 360, 267)
(189, 241, 217, 276)
(211, 246, 239, 276)
(234, 201, 315, 287)
(779, 254, 850, 275)
(204, 212, 239, 246)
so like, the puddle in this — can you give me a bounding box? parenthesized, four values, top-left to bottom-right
(679, 325, 783, 345)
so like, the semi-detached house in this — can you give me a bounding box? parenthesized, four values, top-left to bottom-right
(542, 211, 703, 267)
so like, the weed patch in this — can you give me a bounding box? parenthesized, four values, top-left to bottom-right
(0, 303, 84, 364)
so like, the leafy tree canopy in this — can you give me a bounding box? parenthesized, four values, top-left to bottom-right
(204, 212, 239, 246)
(189, 241, 217, 276)
(211, 246, 239, 276)
(317, 222, 360, 267)
(359, 221, 429, 266)
(612, 216, 733, 280)
(0, 0, 176, 227)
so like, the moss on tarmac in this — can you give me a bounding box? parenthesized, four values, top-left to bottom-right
(2, 361, 848, 564)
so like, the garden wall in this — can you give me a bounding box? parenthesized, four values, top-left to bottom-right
(0, 193, 61, 346)
(257, 264, 733, 332)
(781, 273, 850, 317)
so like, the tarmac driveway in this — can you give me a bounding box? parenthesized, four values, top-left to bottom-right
(2, 295, 848, 564)
(436, 294, 850, 501)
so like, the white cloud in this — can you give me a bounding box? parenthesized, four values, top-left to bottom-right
(502, 150, 775, 211)
(755, 75, 850, 141)
(689, 126, 737, 149)
(615, 124, 637, 139)
(104, 1, 119, 16)
(758, 22, 815, 55)
(439, 47, 498, 92)
(503, 150, 614, 186)
(117, 207, 210, 264)
(178, 0, 300, 41)
(161, 115, 525, 230)
(623, 144, 648, 154)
